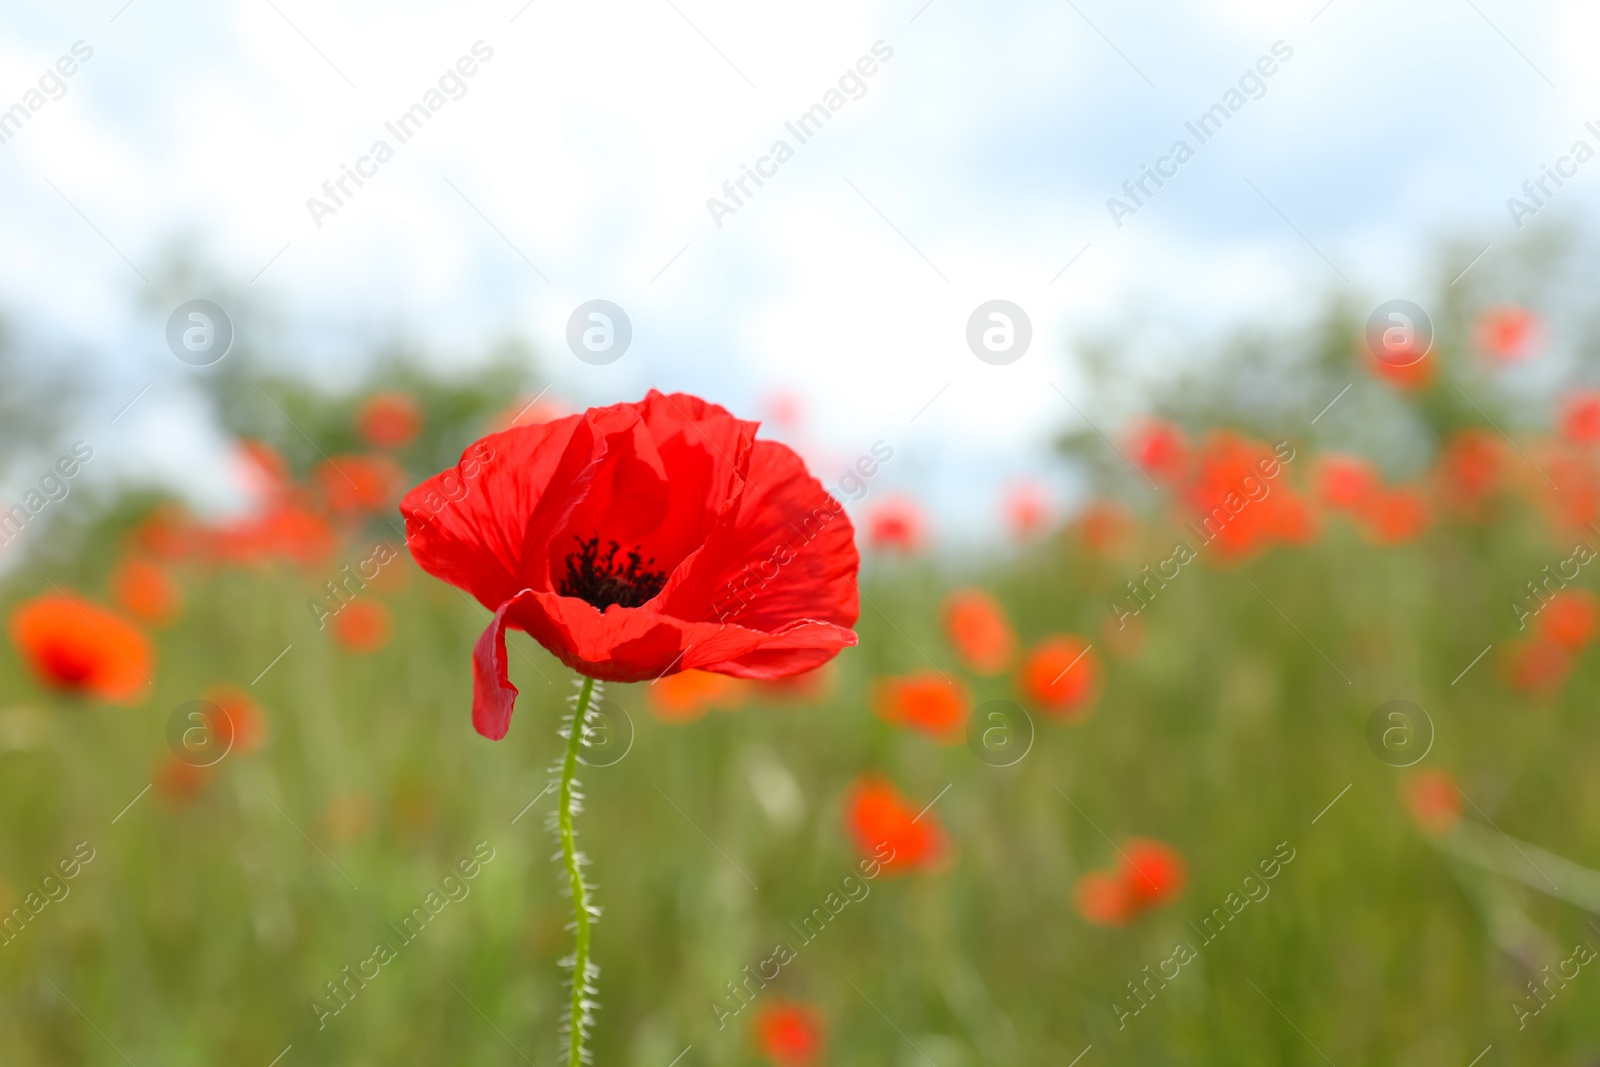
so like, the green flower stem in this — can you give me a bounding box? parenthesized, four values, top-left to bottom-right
(559, 674, 597, 1067)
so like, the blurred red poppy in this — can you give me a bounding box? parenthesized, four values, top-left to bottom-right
(1315, 454, 1379, 514)
(873, 671, 969, 744)
(1402, 769, 1462, 835)
(1362, 487, 1430, 545)
(1181, 432, 1304, 559)
(111, 556, 181, 627)
(648, 668, 745, 723)
(204, 684, 266, 754)
(1018, 635, 1100, 719)
(128, 504, 198, 561)
(154, 755, 212, 806)
(1503, 637, 1572, 694)
(1477, 305, 1539, 362)
(844, 778, 945, 875)
(1364, 342, 1435, 390)
(1536, 590, 1598, 651)
(1561, 390, 1600, 445)
(1078, 500, 1134, 555)
(9, 593, 153, 705)
(755, 1002, 823, 1067)
(332, 600, 392, 654)
(1003, 482, 1050, 539)
(1435, 430, 1500, 515)
(943, 588, 1017, 674)
(1120, 838, 1187, 909)
(237, 440, 292, 507)
(865, 497, 925, 553)
(319, 454, 403, 515)
(764, 391, 805, 431)
(402, 392, 859, 740)
(1074, 870, 1134, 926)
(1128, 417, 1189, 483)
(358, 391, 423, 448)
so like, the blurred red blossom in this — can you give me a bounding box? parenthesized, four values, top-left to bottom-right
(9, 593, 153, 705)
(1128, 417, 1189, 483)
(1561, 390, 1600, 445)
(942, 588, 1017, 675)
(1477, 305, 1540, 362)
(111, 556, 181, 627)
(873, 671, 969, 744)
(1018, 634, 1101, 719)
(1402, 769, 1462, 835)
(357, 391, 422, 448)
(1003, 481, 1051, 539)
(844, 778, 945, 875)
(865, 497, 926, 554)
(754, 1001, 823, 1066)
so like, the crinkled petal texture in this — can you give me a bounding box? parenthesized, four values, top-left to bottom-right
(403, 391, 859, 739)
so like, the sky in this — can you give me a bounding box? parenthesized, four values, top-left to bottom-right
(1, 0, 1596, 535)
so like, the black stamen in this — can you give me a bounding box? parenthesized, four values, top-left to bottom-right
(558, 534, 668, 612)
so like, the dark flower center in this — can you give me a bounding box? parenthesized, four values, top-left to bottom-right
(558, 534, 668, 612)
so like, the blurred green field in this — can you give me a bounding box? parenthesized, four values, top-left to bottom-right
(6, 256, 1600, 1065)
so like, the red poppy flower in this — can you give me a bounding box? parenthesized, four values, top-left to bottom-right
(1402, 769, 1462, 835)
(1003, 481, 1050, 539)
(1018, 635, 1101, 719)
(1315, 454, 1379, 514)
(237, 440, 292, 507)
(203, 684, 267, 754)
(9, 593, 153, 704)
(1561, 391, 1600, 445)
(1078, 500, 1133, 556)
(1537, 590, 1599, 651)
(1477, 305, 1539, 362)
(1128, 417, 1189, 483)
(1435, 430, 1500, 515)
(319, 454, 403, 515)
(111, 556, 181, 627)
(128, 504, 198, 561)
(1074, 870, 1134, 926)
(844, 777, 945, 875)
(358, 391, 423, 448)
(942, 588, 1016, 675)
(1181, 432, 1302, 559)
(755, 1002, 823, 1066)
(1502, 637, 1572, 694)
(332, 600, 392, 653)
(1363, 341, 1435, 390)
(154, 755, 212, 806)
(873, 671, 969, 744)
(648, 668, 745, 722)
(865, 497, 925, 553)
(1361, 487, 1430, 545)
(403, 392, 859, 740)
(1120, 838, 1187, 909)
(764, 391, 805, 431)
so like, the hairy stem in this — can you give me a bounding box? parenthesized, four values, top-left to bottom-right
(558, 674, 598, 1067)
